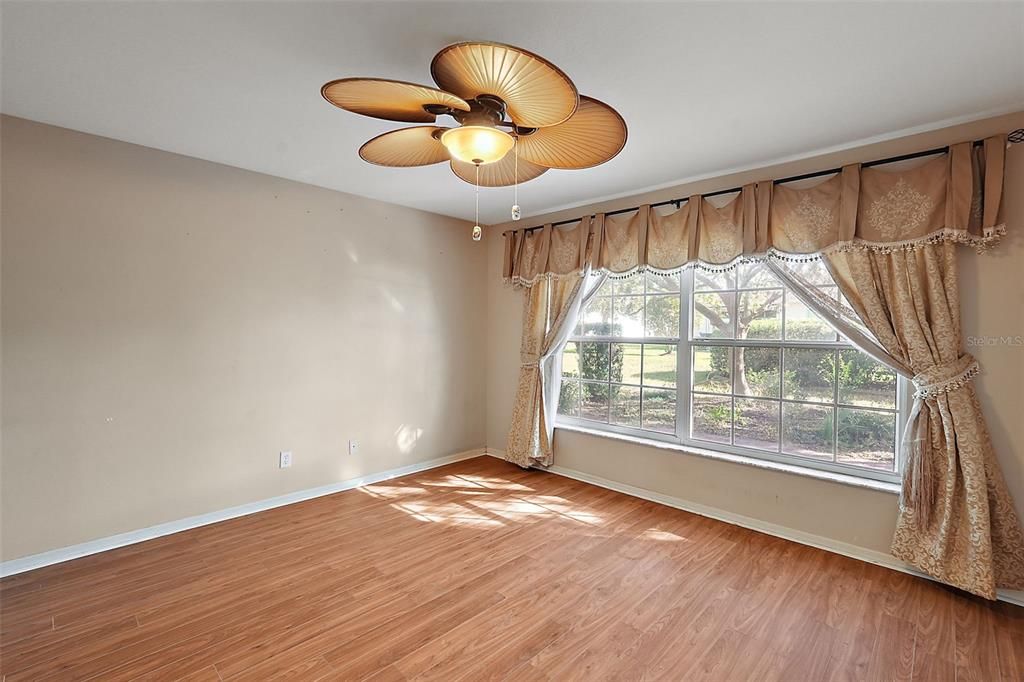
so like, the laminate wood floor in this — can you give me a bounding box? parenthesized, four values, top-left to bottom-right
(1, 455, 1022, 681)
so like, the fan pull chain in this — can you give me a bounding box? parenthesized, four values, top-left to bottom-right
(472, 163, 482, 241)
(511, 138, 521, 221)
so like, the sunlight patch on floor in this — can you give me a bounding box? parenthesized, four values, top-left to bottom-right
(641, 528, 690, 542)
(389, 501, 504, 527)
(419, 476, 487, 489)
(454, 474, 534, 491)
(371, 469, 603, 528)
(517, 495, 604, 525)
(361, 485, 428, 499)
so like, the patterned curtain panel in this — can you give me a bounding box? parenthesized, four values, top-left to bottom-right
(503, 134, 1024, 599)
(768, 255, 1024, 599)
(505, 272, 590, 468)
(503, 136, 1006, 284)
(825, 244, 1024, 599)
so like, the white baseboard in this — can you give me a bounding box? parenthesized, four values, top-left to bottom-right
(0, 448, 487, 578)
(484, 448, 1023, 607)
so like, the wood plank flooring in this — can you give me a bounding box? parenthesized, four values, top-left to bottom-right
(1, 455, 1021, 680)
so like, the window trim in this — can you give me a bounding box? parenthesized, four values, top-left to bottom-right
(557, 267, 908, 486)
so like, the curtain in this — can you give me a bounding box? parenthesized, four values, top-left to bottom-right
(825, 244, 1023, 599)
(765, 260, 910, 376)
(502, 134, 1024, 599)
(771, 253, 1024, 598)
(505, 268, 597, 468)
(503, 139, 1007, 284)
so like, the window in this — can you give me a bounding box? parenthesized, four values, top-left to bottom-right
(558, 261, 906, 483)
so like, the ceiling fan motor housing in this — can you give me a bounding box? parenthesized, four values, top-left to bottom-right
(424, 95, 506, 128)
(455, 96, 506, 127)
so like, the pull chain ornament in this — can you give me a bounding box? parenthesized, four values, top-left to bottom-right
(511, 137, 521, 221)
(472, 163, 482, 241)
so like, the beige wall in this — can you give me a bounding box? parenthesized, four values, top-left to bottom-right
(0, 116, 487, 561)
(485, 111, 1024, 558)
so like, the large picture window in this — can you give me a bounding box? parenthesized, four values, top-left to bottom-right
(558, 261, 905, 483)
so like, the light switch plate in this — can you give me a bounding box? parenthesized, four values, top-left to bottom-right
(348, 440, 358, 456)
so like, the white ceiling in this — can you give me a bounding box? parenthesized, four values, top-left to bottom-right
(3, 1, 1022, 224)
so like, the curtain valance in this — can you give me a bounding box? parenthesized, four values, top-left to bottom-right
(504, 136, 1006, 287)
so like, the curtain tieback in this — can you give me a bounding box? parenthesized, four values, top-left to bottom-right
(910, 354, 980, 400)
(902, 353, 980, 530)
(520, 353, 541, 368)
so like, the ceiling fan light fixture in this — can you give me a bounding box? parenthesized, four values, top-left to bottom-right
(440, 126, 514, 165)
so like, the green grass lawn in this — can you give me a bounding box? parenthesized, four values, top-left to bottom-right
(562, 342, 678, 386)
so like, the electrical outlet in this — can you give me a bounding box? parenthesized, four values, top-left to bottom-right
(279, 451, 292, 468)
(348, 440, 359, 456)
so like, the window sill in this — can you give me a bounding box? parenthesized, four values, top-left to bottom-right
(554, 423, 901, 495)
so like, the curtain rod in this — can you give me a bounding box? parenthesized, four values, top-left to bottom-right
(501, 129, 1024, 237)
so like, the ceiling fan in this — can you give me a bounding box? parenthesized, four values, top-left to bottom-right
(321, 41, 627, 238)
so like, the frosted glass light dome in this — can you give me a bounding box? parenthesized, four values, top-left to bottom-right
(440, 126, 514, 165)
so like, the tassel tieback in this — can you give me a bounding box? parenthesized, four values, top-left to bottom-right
(901, 353, 980, 529)
(911, 354, 980, 400)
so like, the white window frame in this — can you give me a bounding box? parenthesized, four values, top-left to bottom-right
(557, 267, 908, 485)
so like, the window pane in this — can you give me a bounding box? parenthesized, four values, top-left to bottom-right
(693, 291, 735, 339)
(562, 254, 901, 484)
(691, 394, 731, 444)
(735, 347, 780, 398)
(613, 296, 644, 337)
(642, 388, 676, 433)
(561, 341, 580, 377)
(613, 277, 644, 296)
(739, 290, 783, 340)
(558, 380, 580, 417)
(614, 343, 642, 385)
(693, 346, 732, 394)
(693, 268, 735, 292)
(580, 382, 610, 422)
(734, 398, 780, 451)
(787, 260, 834, 286)
(784, 290, 838, 342)
(783, 348, 836, 403)
(738, 262, 781, 289)
(591, 275, 614, 296)
(645, 294, 680, 338)
(646, 272, 681, 293)
(838, 349, 896, 409)
(580, 297, 612, 336)
(837, 408, 896, 471)
(611, 385, 641, 428)
(579, 342, 609, 381)
(643, 344, 677, 388)
(782, 403, 834, 461)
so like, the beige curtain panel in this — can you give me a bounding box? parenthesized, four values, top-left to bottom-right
(506, 272, 589, 468)
(502, 134, 1024, 600)
(826, 243, 1024, 600)
(503, 136, 1006, 285)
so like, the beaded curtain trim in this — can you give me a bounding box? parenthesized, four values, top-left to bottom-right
(505, 224, 1005, 288)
